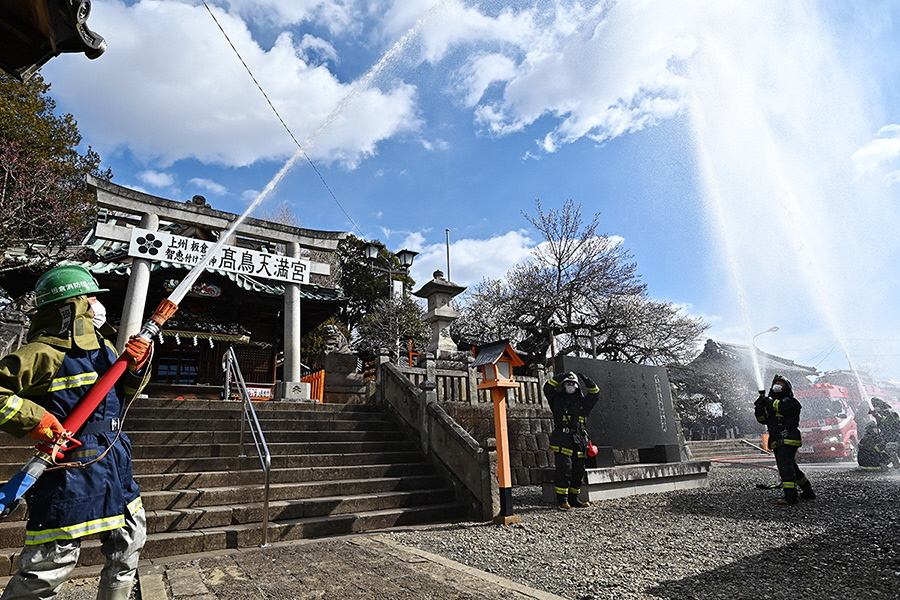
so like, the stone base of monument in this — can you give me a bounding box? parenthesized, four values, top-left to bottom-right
(274, 381, 312, 402)
(321, 353, 367, 403)
(540, 460, 711, 503)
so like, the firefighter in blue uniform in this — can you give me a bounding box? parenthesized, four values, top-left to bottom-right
(0, 265, 152, 600)
(543, 371, 600, 509)
(754, 374, 816, 505)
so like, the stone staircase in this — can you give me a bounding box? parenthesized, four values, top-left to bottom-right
(0, 397, 466, 575)
(686, 438, 770, 461)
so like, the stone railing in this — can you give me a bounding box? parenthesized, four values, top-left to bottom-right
(371, 358, 499, 521)
(372, 351, 558, 497)
(397, 363, 547, 406)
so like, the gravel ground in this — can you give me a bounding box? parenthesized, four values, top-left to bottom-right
(390, 463, 900, 600)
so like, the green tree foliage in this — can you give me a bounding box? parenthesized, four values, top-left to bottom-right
(336, 234, 414, 336)
(0, 72, 110, 260)
(453, 199, 708, 367)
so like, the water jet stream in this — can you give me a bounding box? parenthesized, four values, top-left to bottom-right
(169, 2, 453, 306)
(684, 14, 868, 396)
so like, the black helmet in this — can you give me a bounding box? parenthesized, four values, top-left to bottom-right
(770, 374, 793, 395)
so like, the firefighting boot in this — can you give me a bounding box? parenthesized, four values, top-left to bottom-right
(97, 582, 133, 600)
(569, 491, 590, 508)
(557, 493, 570, 510)
(777, 482, 799, 505)
(799, 478, 816, 500)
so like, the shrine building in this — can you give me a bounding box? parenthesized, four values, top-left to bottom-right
(0, 176, 348, 400)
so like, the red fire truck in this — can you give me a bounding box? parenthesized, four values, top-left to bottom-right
(796, 383, 858, 461)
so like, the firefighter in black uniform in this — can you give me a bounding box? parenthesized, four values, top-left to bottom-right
(543, 371, 600, 509)
(870, 398, 900, 467)
(857, 423, 890, 470)
(754, 374, 816, 504)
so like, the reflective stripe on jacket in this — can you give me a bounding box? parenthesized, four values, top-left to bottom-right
(755, 394, 803, 449)
(22, 343, 142, 544)
(544, 381, 599, 457)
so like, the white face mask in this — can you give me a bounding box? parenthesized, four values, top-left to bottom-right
(771, 384, 784, 394)
(564, 383, 578, 395)
(90, 299, 107, 329)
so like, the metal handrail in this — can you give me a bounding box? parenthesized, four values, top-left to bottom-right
(223, 347, 272, 546)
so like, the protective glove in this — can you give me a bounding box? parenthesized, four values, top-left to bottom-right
(124, 335, 152, 372)
(577, 372, 598, 391)
(29, 410, 67, 443)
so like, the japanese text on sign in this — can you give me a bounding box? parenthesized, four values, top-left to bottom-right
(128, 228, 310, 285)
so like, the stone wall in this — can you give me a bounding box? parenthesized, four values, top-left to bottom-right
(374, 361, 498, 521)
(441, 402, 554, 486)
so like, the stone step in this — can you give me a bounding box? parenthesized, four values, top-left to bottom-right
(129, 440, 417, 460)
(0, 434, 413, 463)
(0, 438, 418, 463)
(0, 466, 442, 524)
(126, 428, 407, 446)
(133, 398, 382, 413)
(0, 395, 467, 575)
(126, 404, 390, 421)
(122, 417, 400, 432)
(0, 502, 467, 574)
(139, 475, 449, 512)
(149, 502, 468, 550)
(0, 451, 427, 479)
(132, 462, 438, 492)
(0, 488, 455, 547)
(686, 439, 768, 459)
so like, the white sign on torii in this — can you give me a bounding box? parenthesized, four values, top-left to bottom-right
(127, 227, 311, 284)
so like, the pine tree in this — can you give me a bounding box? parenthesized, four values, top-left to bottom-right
(0, 72, 111, 261)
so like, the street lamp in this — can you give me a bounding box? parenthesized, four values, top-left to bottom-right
(362, 241, 418, 295)
(395, 249, 418, 270)
(752, 326, 779, 343)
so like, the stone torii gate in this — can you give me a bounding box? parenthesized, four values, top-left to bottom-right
(87, 175, 347, 400)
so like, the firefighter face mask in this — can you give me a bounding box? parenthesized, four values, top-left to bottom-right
(772, 384, 784, 394)
(89, 297, 107, 329)
(564, 382, 578, 395)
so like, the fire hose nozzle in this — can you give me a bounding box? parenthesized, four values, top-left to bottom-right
(150, 299, 178, 326)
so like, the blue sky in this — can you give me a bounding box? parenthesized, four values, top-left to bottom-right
(38, 0, 900, 380)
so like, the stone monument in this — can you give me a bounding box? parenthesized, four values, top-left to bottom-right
(542, 356, 709, 502)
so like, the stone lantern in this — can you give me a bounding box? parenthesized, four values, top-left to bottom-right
(412, 270, 466, 359)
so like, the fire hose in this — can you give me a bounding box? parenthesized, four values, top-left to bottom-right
(0, 299, 178, 518)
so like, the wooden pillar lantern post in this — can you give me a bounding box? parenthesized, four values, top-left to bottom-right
(470, 340, 524, 525)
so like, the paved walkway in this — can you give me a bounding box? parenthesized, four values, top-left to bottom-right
(36, 534, 564, 600)
(140, 534, 565, 600)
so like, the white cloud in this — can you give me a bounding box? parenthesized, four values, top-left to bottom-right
(137, 170, 175, 188)
(377, 1, 695, 154)
(188, 178, 228, 195)
(408, 230, 535, 288)
(222, 0, 360, 33)
(44, 0, 420, 169)
(851, 124, 900, 181)
(457, 53, 517, 107)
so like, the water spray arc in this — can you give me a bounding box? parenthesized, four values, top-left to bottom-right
(751, 326, 779, 392)
(1, 3, 455, 518)
(685, 16, 871, 393)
